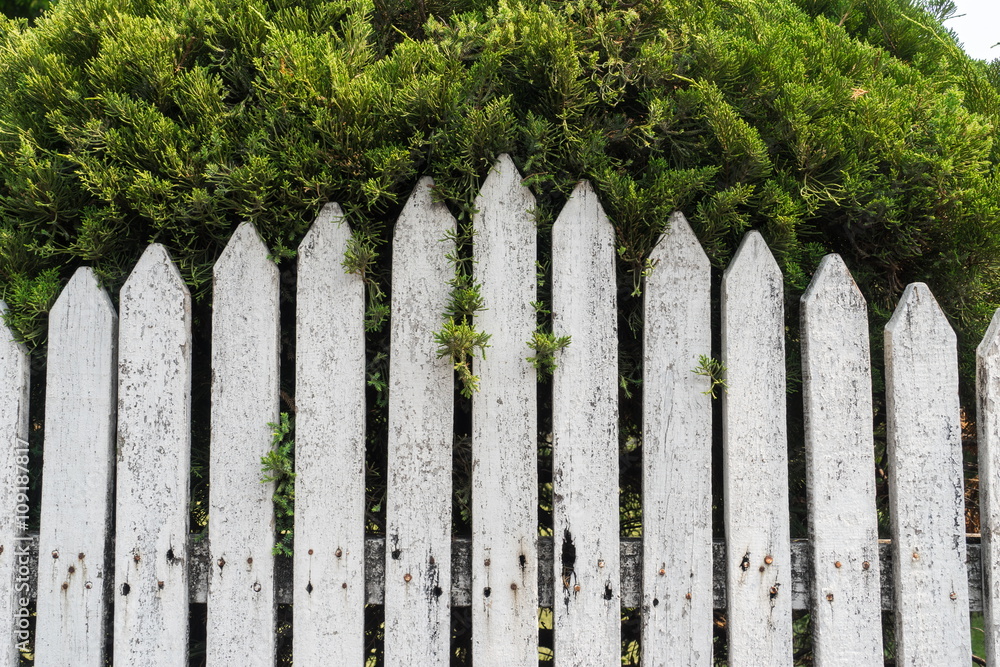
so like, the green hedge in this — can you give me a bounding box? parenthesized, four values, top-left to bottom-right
(0, 0, 997, 381)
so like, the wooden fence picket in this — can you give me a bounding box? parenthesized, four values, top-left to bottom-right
(293, 202, 367, 664)
(114, 244, 192, 666)
(472, 155, 538, 667)
(800, 254, 882, 665)
(885, 283, 970, 665)
(721, 231, 792, 665)
(551, 181, 619, 665)
(0, 303, 29, 667)
(641, 212, 713, 665)
(207, 222, 279, 666)
(384, 178, 456, 664)
(35, 268, 117, 667)
(978, 308, 1000, 665)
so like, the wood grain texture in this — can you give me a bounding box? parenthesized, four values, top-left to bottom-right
(0, 302, 29, 667)
(472, 154, 538, 667)
(800, 254, 882, 665)
(641, 212, 713, 666)
(721, 231, 792, 666)
(293, 203, 367, 665)
(114, 244, 192, 667)
(979, 307, 1000, 666)
(384, 178, 456, 665)
(207, 222, 279, 666)
(552, 181, 619, 666)
(885, 283, 970, 666)
(35, 267, 117, 667)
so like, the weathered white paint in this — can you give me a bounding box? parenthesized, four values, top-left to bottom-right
(641, 212, 712, 666)
(885, 283, 970, 666)
(35, 268, 117, 667)
(384, 178, 456, 665)
(978, 308, 1000, 666)
(207, 222, 279, 666)
(800, 254, 882, 665)
(0, 303, 29, 667)
(472, 154, 538, 666)
(551, 180, 619, 666)
(114, 244, 192, 666)
(294, 203, 366, 665)
(721, 231, 792, 666)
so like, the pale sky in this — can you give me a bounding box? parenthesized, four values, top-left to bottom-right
(946, 0, 1000, 61)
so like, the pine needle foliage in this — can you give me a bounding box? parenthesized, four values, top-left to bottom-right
(0, 0, 997, 382)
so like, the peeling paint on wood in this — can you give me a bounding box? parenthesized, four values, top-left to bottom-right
(114, 244, 192, 666)
(885, 283, 970, 666)
(641, 212, 713, 666)
(472, 155, 538, 666)
(552, 181, 619, 666)
(207, 223, 279, 666)
(0, 302, 29, 667)
(384, 179, 455, 665)
(978, 307, 1000, 666)
(294, 203, 366, 664)
(801, 254, 882, 665)
(721, 231, 792, 666)
(35, 268, 117, 667)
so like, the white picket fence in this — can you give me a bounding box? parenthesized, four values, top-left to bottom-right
(0, 154, 997, 665)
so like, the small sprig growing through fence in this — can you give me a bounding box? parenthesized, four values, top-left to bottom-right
(692, 354, 727, 398)
(261, 412, 295, 557)
(435, 226, 491, 397)
(342, 228, 390, 332)
(526, 330, 572, 378)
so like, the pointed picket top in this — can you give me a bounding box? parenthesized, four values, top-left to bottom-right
(472, 154, 538, 667)
(385, 176, 456, 665)
(979, 308, 1000, 666)
(641, 211, 713, 663)
(0, 301, 29, 667)
(551, 180, 619, 665)
(36, 266, 117, 667)
(208, 221, 279, 666)
(800, 254, 882, 665)
(295, 202, 366, 664)
(115, 243, 191, 666)
(885, 282, 969, 665)
(649, 211, 710, 272)
(720, 230, 791, 665)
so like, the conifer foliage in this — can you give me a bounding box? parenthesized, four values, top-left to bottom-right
(0, 0, 997, 364)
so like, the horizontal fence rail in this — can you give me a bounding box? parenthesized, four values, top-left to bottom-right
(1, 155, 996, 664)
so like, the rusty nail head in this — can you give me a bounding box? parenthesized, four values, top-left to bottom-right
(769, 586, 778, 595)
(912, 552, 920, 560)
(835, 561, 842, 568)
(247, 557, 253, 565)
(308, 549, 314, 555)
(335, 548, 342, 558)
(485, 558, 491, 567)
(61, 582, 68, 590)
(598, 559, 605, 568)
(342, 582, 347, 589)
(658, 568, 665, 576)
(78, 552, 85, 560)
(685, 592, 692, 600)
(827, 593, 834, 601)
(862, 561, 870, 570)
(510, 583, 517, 591)
(404, 573, 412, 583)
(950, 591, 957, 600)
(52, 550, 59, 559)
(68, 566, 75, 574)
(217, 558, 225, 568)
(85, 582, 92, 589)
(157, 581, 164, 589)
(252, 582, 261, 592)
(574, 585, 581, 592)
(133, 553, 140, 563)
(759, 566, 766, 573)
(764, 555, 773, 565)
(430, 556, 435, 565)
